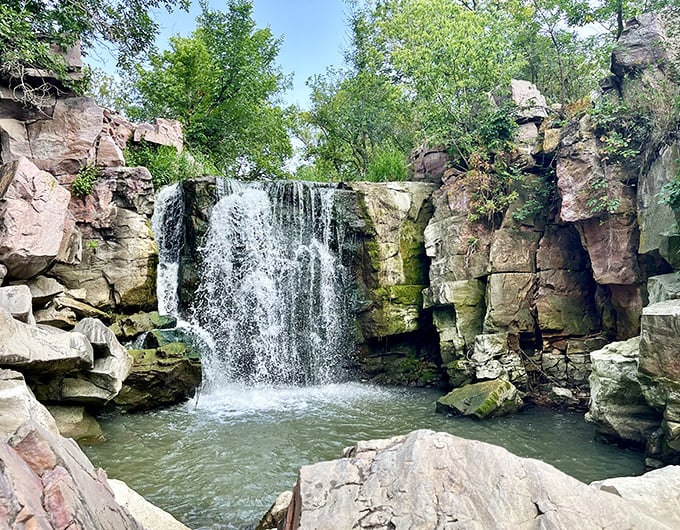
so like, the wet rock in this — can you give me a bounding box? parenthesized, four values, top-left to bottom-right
(108, 479, 190, 530)
(0, 369, 59, 438)
(587, 337, 661, 445)
(0, 284, 35, 324)
(46, 405, 103, 442)
(0, 157, 74, 279)
(27, 97, 103, 174)
(0, 421, 144, 530)
(257, 490, 293, 530)
(109, 311, 177, 341)
(0, 308, 92, 373)
(282, 430, 675, 529)
(436, 379, 524, 419)
(113, 342, 201, 412)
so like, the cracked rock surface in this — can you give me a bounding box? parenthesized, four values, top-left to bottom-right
(284, 430, 677, 529)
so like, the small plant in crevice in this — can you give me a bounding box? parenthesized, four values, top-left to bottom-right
(511, 169, 556, 224)
(587, 176, 621, 215)
(462, 153, 520, 226)
(71, 165, 99, 198)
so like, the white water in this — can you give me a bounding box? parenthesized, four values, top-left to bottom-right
(152, 179, 355, 391)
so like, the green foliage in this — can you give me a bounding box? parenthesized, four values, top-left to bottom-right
(659, 159, 680, 210)
(586, 176, 622, 214)
(125, 142, 216, 189)
(366, 146, 408, 182)
(126, 0, 292, 179)
(0, 0, 188, 101)
(71, 165, 99, 198)
(511, 171, 556, 224)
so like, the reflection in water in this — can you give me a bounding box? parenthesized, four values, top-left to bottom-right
(85, 384, 644, 530)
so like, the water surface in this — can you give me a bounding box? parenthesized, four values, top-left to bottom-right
(84, 383, 645, 530)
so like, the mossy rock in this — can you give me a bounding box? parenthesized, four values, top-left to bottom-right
(436, 380, 524, 419)
(109, 311, 177, 341)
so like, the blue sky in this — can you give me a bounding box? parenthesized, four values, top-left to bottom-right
(89, 0, 350, 108)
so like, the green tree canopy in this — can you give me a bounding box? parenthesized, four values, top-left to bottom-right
(126, 0, 293, 178)
(0, 0, 188, 82)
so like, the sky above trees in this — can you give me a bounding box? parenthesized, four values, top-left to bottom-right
(88, 0, 348, 107)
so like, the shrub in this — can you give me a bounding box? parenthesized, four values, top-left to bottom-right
(365, 146, 408, 182)
(125, 142, 216, 189)
(71, 165, 99, 198)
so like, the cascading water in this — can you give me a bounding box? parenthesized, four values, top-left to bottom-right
(150, 183, 184, 316)
(153, 179, 355, 390)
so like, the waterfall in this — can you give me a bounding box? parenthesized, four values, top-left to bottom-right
(153, 179, 355, 390)
(151, 183, 184, 316)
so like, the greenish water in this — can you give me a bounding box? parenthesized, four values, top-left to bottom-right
(84, 383, 644, 530)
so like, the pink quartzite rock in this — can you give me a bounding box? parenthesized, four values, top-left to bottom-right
(133, 118, 183, 152)
(0, 421, 144, 530)
(27, 97, 104, 175)
(96, 134, 126, 167)
(576, 215, 640, 285)
(0, 157, 74, 279)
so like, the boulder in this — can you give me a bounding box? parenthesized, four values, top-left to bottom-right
(410, 146, 449, 183)
(510, 79, 548, 122)
(592, 466, 680, 526)
(586, 337, 661, 445)
(34, 304, 78, 329)
(26, 97, 104, 174)
(16, 275, 65, 305)
(639, 300, 680, 398)
(133, 118, 184, 152)
(0, 308, 92, 373)
(0, 284, 35, 324)
(0, 369, 59, 438)
(96, 134, 126, 167)
(282, 430, 675, 529)
(113, 342, 201, 412)
(46, 405, 104, 442)
(648, 273, 680, 305)
(67, 318, 133, 403)
(108, 479, 190, 530)
(0, 157, 74, 279)
(436, 379, 524, 419)
(257, 490, 293, 530)
(0, 421, 144, 530)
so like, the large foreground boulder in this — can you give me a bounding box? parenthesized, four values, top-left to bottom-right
(282, 430, 676, 529)
(0, 421, 144, 529)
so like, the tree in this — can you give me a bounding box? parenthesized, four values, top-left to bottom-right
(0, 0, 188, 85)
(126, 0, 293, 178)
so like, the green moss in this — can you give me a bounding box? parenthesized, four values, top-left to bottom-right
(399, 221, 429, 285)
(436, 380, 523, 419)
(372, 285, 426, 306)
